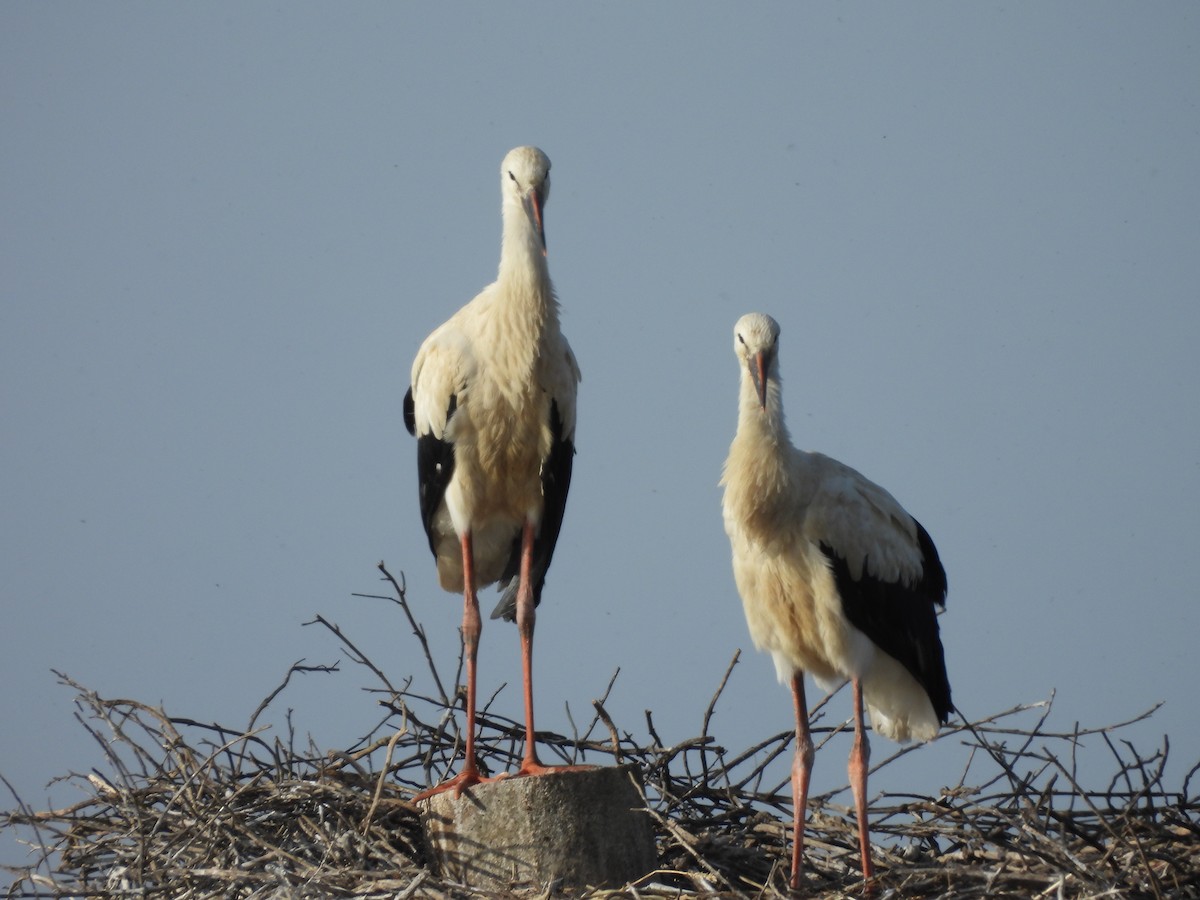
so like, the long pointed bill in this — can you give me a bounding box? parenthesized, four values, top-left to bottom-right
(529, 189, 547, 255)
(754, 351, 768, 409)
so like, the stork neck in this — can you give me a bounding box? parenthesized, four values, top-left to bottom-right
(725, 374, 798, 526)
(479, 199, 559, 385)
(498, 199, 555, 313)
(739, 373, 790, 448)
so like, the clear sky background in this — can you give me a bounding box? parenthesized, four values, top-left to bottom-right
(4, 3, 1198, 880)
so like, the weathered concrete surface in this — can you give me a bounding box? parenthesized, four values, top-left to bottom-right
(419, 765, 656, 891)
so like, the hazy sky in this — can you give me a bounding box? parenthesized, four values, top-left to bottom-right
(4, 3, 1198, 880)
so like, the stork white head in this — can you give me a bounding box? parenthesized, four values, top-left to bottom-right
(501, 146, 551, 254)
(733, 312, 781, 410)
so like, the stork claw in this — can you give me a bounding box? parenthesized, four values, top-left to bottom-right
(511, 761, 596, 779)
(412, 763, 494, 802)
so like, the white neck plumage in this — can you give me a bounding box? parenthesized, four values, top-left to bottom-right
(739, 371, 789, 446)
(481, 200, 560, 390)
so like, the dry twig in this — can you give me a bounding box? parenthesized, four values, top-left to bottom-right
(4, 563, 1197, 898)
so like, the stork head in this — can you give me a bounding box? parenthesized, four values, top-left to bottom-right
(501, 146, 551, 254)
(733, 313, 781, 410)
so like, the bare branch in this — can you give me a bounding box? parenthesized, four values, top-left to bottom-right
(4, 589, 1196, 899)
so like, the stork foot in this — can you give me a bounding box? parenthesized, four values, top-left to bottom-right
(511, 758, 596, 779)
(412, 764, 493, 802)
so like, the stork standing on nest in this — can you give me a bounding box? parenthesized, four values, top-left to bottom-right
(404, 146, 581, 800)
(720, 313, 951, 890)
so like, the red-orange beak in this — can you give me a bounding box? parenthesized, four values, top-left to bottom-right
(754, 351, 768, 409)
(530, 188, 547, 255)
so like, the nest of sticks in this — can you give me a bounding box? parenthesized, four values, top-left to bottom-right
(4, 564, 1198, 899)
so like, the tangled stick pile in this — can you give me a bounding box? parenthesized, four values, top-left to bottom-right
(4, 564, 1198, 898)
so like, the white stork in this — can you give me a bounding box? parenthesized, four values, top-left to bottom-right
(720, 313, 951, 890)
(403, 146, 581, 799)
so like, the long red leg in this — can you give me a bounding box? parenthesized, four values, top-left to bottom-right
(789, 672, 816, 891)
(413, 532, 486, 800)
(848, 677, 875, 888)
(512, 520, 589, 778)
(514, 521, 552, 775)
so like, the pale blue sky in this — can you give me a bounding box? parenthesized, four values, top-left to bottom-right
(4, 3, 1198, 879)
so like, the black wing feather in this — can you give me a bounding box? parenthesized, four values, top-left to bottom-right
(408, 391, 457, 556)
(491, 399, 574, 621)
(822, 518, 952, 723)
(403, 388, 416, 436)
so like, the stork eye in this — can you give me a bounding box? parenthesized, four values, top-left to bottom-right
(508, 171, 517, 183)
(737, 333, 746, 345)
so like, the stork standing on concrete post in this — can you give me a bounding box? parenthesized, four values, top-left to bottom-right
(720, 313, 951, 891)
(403, 146, 581, 800)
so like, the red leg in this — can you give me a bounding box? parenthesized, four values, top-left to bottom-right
(514, 521, 552, 775)
(413, 532, 488, 801)
(512, 520, 589, 778)
(848, 677, 875, 889)
(789, 672, 815, 891)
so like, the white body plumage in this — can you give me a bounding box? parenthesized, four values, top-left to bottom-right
(405, 146, 580, 597)
(720, 311, 951, 886)
(720, 312, 950, 742)
(402, 146, 581, 797)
